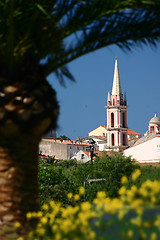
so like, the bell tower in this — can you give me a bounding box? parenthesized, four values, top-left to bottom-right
(106, 59, 128, 151)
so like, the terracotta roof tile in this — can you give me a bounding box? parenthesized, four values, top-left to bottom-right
(42, 139, 90, 146)
(127, 128, 141, 136)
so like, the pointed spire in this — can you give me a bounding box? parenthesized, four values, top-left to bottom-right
(112, 58, 122, 96)
(107, 91, 110, 102)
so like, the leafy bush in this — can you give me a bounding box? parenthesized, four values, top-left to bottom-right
(38, 159, 68, 205)
(38, 152, 138, 205)
(126, 164, 160, 190)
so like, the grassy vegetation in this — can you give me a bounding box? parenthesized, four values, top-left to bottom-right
(38, 154, 160, 207)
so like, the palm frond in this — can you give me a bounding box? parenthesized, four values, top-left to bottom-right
(45, 2, 160, 74)
(0, 0, 160, 84)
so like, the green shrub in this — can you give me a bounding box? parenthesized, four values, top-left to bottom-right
(38, 152, 138, 205)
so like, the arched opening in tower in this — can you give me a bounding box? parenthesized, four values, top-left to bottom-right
(122, 112, 125, 128)
(111, 133, 115, 146)
(123, 133, 126, 146)
(111, 112, 114, 127)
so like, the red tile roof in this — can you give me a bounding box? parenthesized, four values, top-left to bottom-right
(92, 136, 107, 140)
(127, 128, 141, 136)
(81, 150, 102, 158)
(42, 138, 90, 146)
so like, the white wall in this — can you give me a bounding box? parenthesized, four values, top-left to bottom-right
(72, 150, 90, 163)
(124, 137, 160, 162)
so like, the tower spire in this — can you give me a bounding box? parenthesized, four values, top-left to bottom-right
(107, 91, 110, 101)
(112, 58, 122, 96)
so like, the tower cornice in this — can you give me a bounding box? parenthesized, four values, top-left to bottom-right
(105, 105, 128, 109)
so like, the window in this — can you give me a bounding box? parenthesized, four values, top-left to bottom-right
(111, 113, 114, 127)
(122, 112, 125, 128)
(111, 134, 114, 146)
(151, 126, 154, 134)
(123, 134, 126, 146)
(81, 154, 84, 159)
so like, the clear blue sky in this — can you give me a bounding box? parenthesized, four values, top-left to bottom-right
(48, 44, 160, 140)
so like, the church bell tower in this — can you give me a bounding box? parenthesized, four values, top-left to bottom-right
(106, 59, 128, 151)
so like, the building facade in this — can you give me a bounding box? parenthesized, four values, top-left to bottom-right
(124, 114, 160, 163)
(39, 139, 89, 160)
(89, 126, 107, 137)
(106, 59, 128, 151)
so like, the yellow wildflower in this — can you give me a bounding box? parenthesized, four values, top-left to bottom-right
(81, 202, 91, 211)
(79, 186, 85, 195)
(118, 209, 126, 220)
(37, 228, 45, 236)
(88, 230, 96, 240)
(67, 192, 73, 199)
(150, 232, 157, 240)
(151, 196, 157, 204)
(40, 216, 48, 224)
(52, 224, 58, 232)
(42, 203, 49, 211)
(121, 175, 128, 184)
(26, 212, 32, 219)
(55, 233, 61, 240)
(154, 215, 160, 229)
(140, 230, 146, 239)
(131, 169, 141, 181)
(36, 211, 43, 218)
(127, 229, 133, 238)
(74, 193, 80, 201)
(96, 191, 106, 199)
(14, 221, 21, 229)
(131, 216, 142, 227)
(118, 186, 126, 195)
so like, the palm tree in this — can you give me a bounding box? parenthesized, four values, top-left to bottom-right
(0, 0, 160, 238)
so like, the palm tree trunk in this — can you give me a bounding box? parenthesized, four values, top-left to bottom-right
(0, 79, 59, 239)
(0, 134, 40, 239)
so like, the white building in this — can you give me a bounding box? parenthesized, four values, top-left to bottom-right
(39, 139, 89, 160)
(82, 136, 107, 151)
(124, 135, 160, 163)
(72, 150, 90, 163)
(124, 114, 160, 163)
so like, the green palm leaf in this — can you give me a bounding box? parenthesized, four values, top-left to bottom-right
(0, 0, 160, 84)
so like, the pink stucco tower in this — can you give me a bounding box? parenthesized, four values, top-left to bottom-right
(106, 59, 128, 151)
